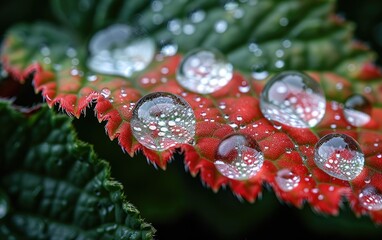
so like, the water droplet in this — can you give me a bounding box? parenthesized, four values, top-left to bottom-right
(40, 46, 50, 56)
(275, 60, 285, 69)
(168, 19, 182, 35)
(214, 133, 264, 180)
(359, 186, 382, 211)
(87, 24, 155, 78)
(176, 48, 233, 94)
(343, 94, 371, 127)
(282, 39, 292, 48)
(100, 88, 111, 98)
(260, 71, 326, 128)
(183, 24, 195, 35)
(160, 40, 178, 57)
(87, 74, 98, 82)
(131, 92, 196, 151)
(251, 64, 269, 80)
(151, 0, 163, 12)
(279, 17, 289, 26)
(314, 133, 364, 181)
(215, 20, 228, 33)
(275, 169, 300, 191)
(190, 10, 206, 23)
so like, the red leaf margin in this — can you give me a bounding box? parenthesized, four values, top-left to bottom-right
(3, 52, 382, 224)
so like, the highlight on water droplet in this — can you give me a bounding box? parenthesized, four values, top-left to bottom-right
(176, 48, 233, 94)
(343, 94, 371, 127)
(358, 186, 382, 211)
(131, 92, 196, 151)
(87, 24, 155, 78)
(275, 169, 300, 191)
(314, 133, 364, 181)
(260, 71, 326, 128)
(214, 133, 264, 180)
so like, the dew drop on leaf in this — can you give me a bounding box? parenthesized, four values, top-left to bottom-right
(359, 186, 382, 211)
(275, 169, 300, 192)
(131, 92, 196, 151)
(176, 48, 233, 94)
(214, 133, 264, 180)
(343, 94, 371, 127)
(260, 71, 326, 128)
(190, 9, 206, 23)
(87, 24, 155, 78)
(100, 88, 111, 98)
(215, 20, 228, 33)
(314, 133, 364, 181)
(251, 64, 269, 80)
(159, 40, 178, 57)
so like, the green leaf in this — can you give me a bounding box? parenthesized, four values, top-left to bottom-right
(0, 101, 155, 239)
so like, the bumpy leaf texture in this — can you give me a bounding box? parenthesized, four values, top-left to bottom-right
(0, 101, 155, 239)
(2, 0, 382, 223)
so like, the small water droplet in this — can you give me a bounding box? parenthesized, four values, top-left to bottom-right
(131, 92, 196, 151)
(40, 46, 51, 56)
(279, 17, 289, 26)
(168, 19, 182, 35)
(251, 64, 269, 80)
(282, 39, 292, 48)
(87, 24, 155, 78)
(190, 9, 206, 23)
(183, 24, 195, 35)
(160, 40, 178, 57)
(100, 88, 111, 98)
(359, 186, 382, 211)
(314, 133, 364, 181)
(238, 84, 250, 93)
(260, 71, 326, 128)
(151, 0, 163, 12)
(176, 48, 233, 94)
(343, 94, 371, 127)
(275, 60, 285, 69)
(87, 74, 98, 82)
(275, 169, 300, 191)
(214, 133, 264, 180)
(215, 20, 228, 33)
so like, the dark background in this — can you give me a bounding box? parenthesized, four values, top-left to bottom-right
(1, 0, 382, 239)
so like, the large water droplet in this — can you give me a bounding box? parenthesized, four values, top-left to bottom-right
(275, 169, 300, 191)
(343, 94, 371, 127)
(359, 186, 382, 211)
(260, 71, 326, 128)
(87, 24, 155, 78)
(314, 133, 364, 181)
(214, 133, 264, 180)
(176, 48, 233, 94)
(131, 92, 196, 151)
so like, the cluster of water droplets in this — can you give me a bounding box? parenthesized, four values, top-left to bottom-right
(130, 92, 196, 151)
(260, 71, 326, 128)
(87, 24, 155, 78)
(314, 133, 364, 181)
(214, 133, 264, 180)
